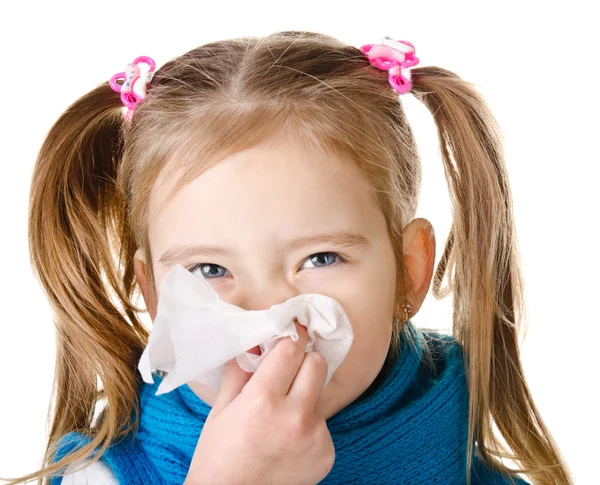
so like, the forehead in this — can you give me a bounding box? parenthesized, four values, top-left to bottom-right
(147, 134, 380, 244)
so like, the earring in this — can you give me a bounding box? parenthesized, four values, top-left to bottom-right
(401, 302, 413, 324)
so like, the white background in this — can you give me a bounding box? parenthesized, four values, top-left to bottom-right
(0, 1, 598, 483)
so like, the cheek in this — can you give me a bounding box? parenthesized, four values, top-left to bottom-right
(331, 267, 396, 365)
(351, 307, 393, 357)
(333, 304, 394, 384)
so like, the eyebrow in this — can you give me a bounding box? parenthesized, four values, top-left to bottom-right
(159, 231, 372, 266)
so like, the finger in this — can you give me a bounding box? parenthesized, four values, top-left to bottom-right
(246, 320, 309, 396)
(287, 351, 328, 410)
(212, 346, 260, 413)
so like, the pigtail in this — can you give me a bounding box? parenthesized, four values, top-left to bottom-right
(410, 66, 573, 485)
(13, 83, 149, 484)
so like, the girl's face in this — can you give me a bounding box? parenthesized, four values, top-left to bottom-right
(139, 132, 398, 419)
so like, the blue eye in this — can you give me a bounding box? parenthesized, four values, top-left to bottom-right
(299, 251, 344, 269)
(189, 263, 230, 278)
(188, 252, 346, 279)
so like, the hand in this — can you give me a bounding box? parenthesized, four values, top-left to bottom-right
(184, 321, 335, 485)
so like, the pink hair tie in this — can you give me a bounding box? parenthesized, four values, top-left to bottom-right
(109, 56, 156, 121)
(359, 36, 419, 94)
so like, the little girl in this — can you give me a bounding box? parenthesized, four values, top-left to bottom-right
(10, 32, 573, 484)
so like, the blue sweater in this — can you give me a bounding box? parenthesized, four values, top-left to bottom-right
(52, 322, 529, 484)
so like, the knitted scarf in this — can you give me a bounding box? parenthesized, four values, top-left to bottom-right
(51, 322, 528, 484)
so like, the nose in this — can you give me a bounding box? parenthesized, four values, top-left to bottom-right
(233, 277, 300, 358)
(236, 278, 300, 314)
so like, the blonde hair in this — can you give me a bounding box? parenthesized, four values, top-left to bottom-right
(6, 31, 572, 484)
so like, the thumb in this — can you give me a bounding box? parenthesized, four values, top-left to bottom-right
(212, 346, 260, 413)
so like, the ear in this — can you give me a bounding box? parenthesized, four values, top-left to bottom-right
(401, 217, 436, 317)
(134, 248, 158, 320)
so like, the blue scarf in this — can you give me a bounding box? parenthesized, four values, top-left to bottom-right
(52, 322, 528, 484)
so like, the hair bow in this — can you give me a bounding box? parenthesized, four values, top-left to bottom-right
(109, 56, 156, 121)
(359, 36, 419, 94)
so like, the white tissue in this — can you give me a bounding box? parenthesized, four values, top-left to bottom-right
(138, 264, 354, 395)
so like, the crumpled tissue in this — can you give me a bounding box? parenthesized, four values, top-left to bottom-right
(138, 263, 354, 395)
